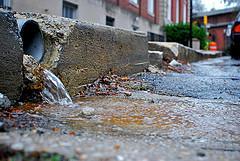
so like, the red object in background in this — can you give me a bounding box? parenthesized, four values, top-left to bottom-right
(209, 41, 217, 51)
(193, 9, 239, 51)
(233, 24, 240, 33)
(208, 27, 225, 51)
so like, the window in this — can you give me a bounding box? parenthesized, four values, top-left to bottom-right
(0, 0, 11, 10)
(167, 0, 172, 21)
(106, 16, 115, 27)
(62, 1, 78, 19)
(148, 0, 155, 16)
(176, 0, 179, 23)
(147, 32, 164, 42)
(129, 0, 139, 5)
(183, 0, 187, 23)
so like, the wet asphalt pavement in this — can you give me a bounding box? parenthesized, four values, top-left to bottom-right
(0, 56, 240, 161)
(140, 56, 240, 101)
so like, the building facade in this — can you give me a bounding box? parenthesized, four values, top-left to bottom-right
(1, 0, 189, 41)
(193, 7, 240, 51)
(166, 0, 189, 24)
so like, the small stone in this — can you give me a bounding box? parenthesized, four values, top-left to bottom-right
(196, 152, 206, 157)
(102, 77, 112, 85)
(81, 107, 95, 116)
(79, 154, 88, 160)
(149, 99, 155, 103)
(147, 65, 162, 74)
(169, 59, 182, 67)
(0, 93, 11, 109)
(36, 128, 45, 135)
(56, 32, 64, 38)
(25, 145, 35, 152)
(112, 126, 123, 132)
(11, 143, 24, 151)
(124, 91, 132, 96)
(68, 103, 80, 108)
(116, 155, 124, 161)
(59, 142, 71, 147)
(143, 117, 154, 125)
(0, 121, 6, 132)
(75, 147, 82, 154)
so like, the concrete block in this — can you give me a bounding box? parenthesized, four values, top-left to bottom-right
(16, 13, 149, 96)
(148, 42, 177, 63)
(177, 44, 222, 63)
(148, 51, 163, 68)
(148, 42, 222, 64)
(192, 38, 200, 50)
(0, 10, 23, 103)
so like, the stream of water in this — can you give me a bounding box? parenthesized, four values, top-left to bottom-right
(40, 69, 73, 105)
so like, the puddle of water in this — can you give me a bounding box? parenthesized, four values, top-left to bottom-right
(11, 96, 195, 136)
(62, 97, 192, 134)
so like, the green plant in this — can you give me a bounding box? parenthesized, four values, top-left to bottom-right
(164, 23, 208, 49)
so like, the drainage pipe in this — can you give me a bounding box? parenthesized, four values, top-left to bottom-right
(15, 13, 149, 97)
(17, 19, 44, 62)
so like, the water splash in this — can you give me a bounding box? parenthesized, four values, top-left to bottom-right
(41, 69, 73, 105)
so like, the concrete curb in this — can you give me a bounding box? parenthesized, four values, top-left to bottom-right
(0, 10, 23, 103)
(148, 51, 163, 68)
(148, 42, 223, 64)
(15, 13, 149, 96)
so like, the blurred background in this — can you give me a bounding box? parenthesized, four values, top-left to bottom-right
(0, 0, 239, 51)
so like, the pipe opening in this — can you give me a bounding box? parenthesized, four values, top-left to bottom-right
(20, 20, 44, 62)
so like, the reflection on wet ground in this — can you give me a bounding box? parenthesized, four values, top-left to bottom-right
(139, 57, 240, 101)
(21, 90, 237, 151)
(0, 57, 240, 161)
(1, 92, 239, 160)
(64, 97, 189, 133)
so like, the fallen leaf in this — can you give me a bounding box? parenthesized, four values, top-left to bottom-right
(68, 131, 76, 136)
(120, 76, 130, 81)
(114, 144, 121, 151)
(52, 127, 60, 132)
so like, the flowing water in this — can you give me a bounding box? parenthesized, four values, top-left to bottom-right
(2, 57, 239, 161)
(40, 69, 73, 105)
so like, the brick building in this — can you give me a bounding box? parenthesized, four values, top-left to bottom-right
(1, 0, 189, 41)
(193, 7, 240, 51)
(166, 0, 189, 24)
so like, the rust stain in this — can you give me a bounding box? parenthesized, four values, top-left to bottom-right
(69, 97, 193, 129)
(104, 115, 144, 126)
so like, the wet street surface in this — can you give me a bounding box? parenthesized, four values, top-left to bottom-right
(139, 57, 240, 101)
(0, 56, 240, 161)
